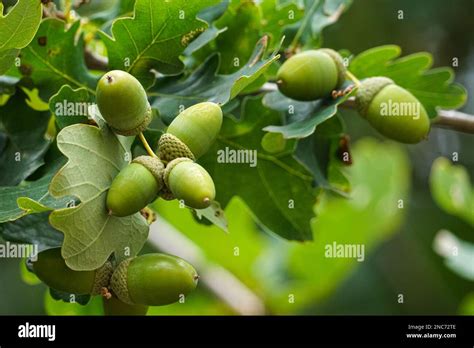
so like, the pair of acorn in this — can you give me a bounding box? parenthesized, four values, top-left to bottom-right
(276, 49, 430, 144)
(32, 248, 198, 315)
(95, 70, 223, 217)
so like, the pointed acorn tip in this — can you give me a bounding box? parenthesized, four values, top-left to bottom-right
(107, 209, 113, 216)
(105, 75, 113, 84)
(203, 197, 210, 205)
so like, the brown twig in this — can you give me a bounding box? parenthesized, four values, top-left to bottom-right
(251, 83, 474, 134)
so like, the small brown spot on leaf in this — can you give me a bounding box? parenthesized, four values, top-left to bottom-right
(38, 36, 47, 46)
(19, 64, 32, 76)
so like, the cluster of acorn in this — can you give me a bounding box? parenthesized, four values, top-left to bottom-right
(276, 49, 430, 144)
(96, 70, 223, 216)
(32, 70, 224, 314)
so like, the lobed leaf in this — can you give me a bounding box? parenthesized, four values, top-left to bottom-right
(48, 124, 149, 271)
(19, 19, 97, 99)
(100, 0, 218, 88)
(152, 36, 280, 123)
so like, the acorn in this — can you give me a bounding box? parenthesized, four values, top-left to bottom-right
(277, 49, 346, 101)
(157, 102, 223, 162)
(355, 77, 430, 144)
(102, 296, 149, 316)
(107, 156, 164, 217)
(96, 70, 152, 136)
(32, 248, 113, 295)
(110, 253, 199, 306)
(164, 158, 215, 209)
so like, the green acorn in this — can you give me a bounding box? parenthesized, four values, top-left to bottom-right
(157, 102, 223, 162)
(107, 156, 164, 217)
(102, 296, 149, 316)
(110, 253, 199, 306)
(32, 248, 113, 295)
(164, 158, 215, 209)
(277, 49, 346, 101)
(355, 77, 430, 144)
(96, 70, 152, 136)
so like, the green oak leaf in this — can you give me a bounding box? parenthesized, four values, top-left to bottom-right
(214, 0, 262, 74)
(434, 230, 474, 281)
(19, 19, 97, 99)
(349, 45, 467, 117)
(194, 201, 228, 232)
(285, 0, 352, 49)
(0, 212, 63, 251)
(0, 158, 70, 223)
(294, 115, 351, 195)
(430, 157, 473, 226)
(0, 0, 42, 50)
(49, 85, 95, 129)
(0, 48, 18, 75)
(152, 36, 280, 123)
(100, 0, 218, 88)
(48, 124, 149, 271)
(0, 88, 51, 186)
(0, 0, 42, 74)
(183, 1, 229, 55)
(262, 83, 355, 139)
(259, 0, 303, 49)
(199, 96, 316, 241)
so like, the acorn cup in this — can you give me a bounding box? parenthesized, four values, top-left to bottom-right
(355, 77, 430, 144)
(106, 156, 164, 217)
(110, 253, 199, 306)
(32, 248, 113, 295)
(96, 70, 152, 136)
(277, 48, 346, 101)
(157, 102, 223, 162)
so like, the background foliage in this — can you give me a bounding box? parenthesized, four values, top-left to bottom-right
(0, 0, 472, 315)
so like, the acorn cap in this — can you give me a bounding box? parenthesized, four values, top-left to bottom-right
(91, 261, 114, 295)
(111, 102, 152, 136)
(355, 77, 394, 117)
(157, 133, 195, 163)
(163, 157, 193, 189)
(132, 155, 165, 190)
(319, 48, 347, 88)
(110, 258, 134, 305)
